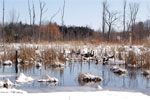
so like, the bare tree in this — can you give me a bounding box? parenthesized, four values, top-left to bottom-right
(28, 0, 32, 25)
(129, 2, 139, 47)
(39, 0, 47, 42)
(105, 9, 120, 41)
(102, 0, 108, 38)
(32, 2, 36, 41)
(61, 0, 66, 40)
(2, 0, 5, 43)
(123, 0, 127, 35)
(129, 3, 139, 32)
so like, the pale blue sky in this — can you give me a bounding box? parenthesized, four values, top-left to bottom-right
(0, 0, 150, 30)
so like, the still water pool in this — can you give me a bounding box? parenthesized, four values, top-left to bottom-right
(0, 61, 150, 94)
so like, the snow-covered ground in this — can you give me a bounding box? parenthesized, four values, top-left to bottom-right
(0, 90, 150, 100)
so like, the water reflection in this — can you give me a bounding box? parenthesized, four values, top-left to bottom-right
(0, 61, 150, 93)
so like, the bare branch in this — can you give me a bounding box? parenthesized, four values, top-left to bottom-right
(39, 0, 47, 26)
(50, 8, 61, 22)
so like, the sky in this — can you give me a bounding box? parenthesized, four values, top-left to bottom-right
(0, 0, 150, 31)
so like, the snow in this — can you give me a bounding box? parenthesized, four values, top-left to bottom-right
(0, 88, 27, 93)
(0, 79, 14, 88)
(38, 78, 58, 83)
(35, 50, 41, 56)
(110, 66, 128, 75)
(78, 73, 103, 82)
(38, 76, 58, 83)
(15, 73, 34, 83)
(108, 59, 125, 65)
(3, 60, 12, 65)
(0, 90, 150, 100)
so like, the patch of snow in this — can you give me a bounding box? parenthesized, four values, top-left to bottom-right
(3, 60, 12, 66)
(17, 58, 22, 63)
(78, 73, 103, 82)
(0, 52, 4, 55)
(108, 59, 125, 65)
(0, 79, 14, 88)
(38, 76, 58, 83)
(35, 50, 41, 56)
(15, 73, 34, 83)
(110, 66, 128, 75)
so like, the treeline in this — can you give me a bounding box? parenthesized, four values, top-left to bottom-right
(0, 20, 150, 43)
(0, 22, 97, 42)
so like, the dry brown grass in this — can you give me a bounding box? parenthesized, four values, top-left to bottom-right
(142, 52, 150, 69)
(19, 47, 36, 64)
(125, 50, 139, 66)
(1, 50, 16, 62)
(41, 48, 66, 65)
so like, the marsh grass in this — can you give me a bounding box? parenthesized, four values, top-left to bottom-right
(19, 47, 36, 65)
(125, 50, 139, 66)
(142, 52, 150, 69)
(41, 48, 66, 66)
(1, 49, 16, 62)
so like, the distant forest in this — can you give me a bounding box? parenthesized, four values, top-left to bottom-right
(0, 21, 150, 43)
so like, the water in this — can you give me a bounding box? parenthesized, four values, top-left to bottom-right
(0, 61, 150, 94)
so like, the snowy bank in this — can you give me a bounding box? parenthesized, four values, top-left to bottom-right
(0, 88, 27, 93)
(0, 90, 150, 100)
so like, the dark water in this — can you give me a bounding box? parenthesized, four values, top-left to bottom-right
(0, 61, 150, 94)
